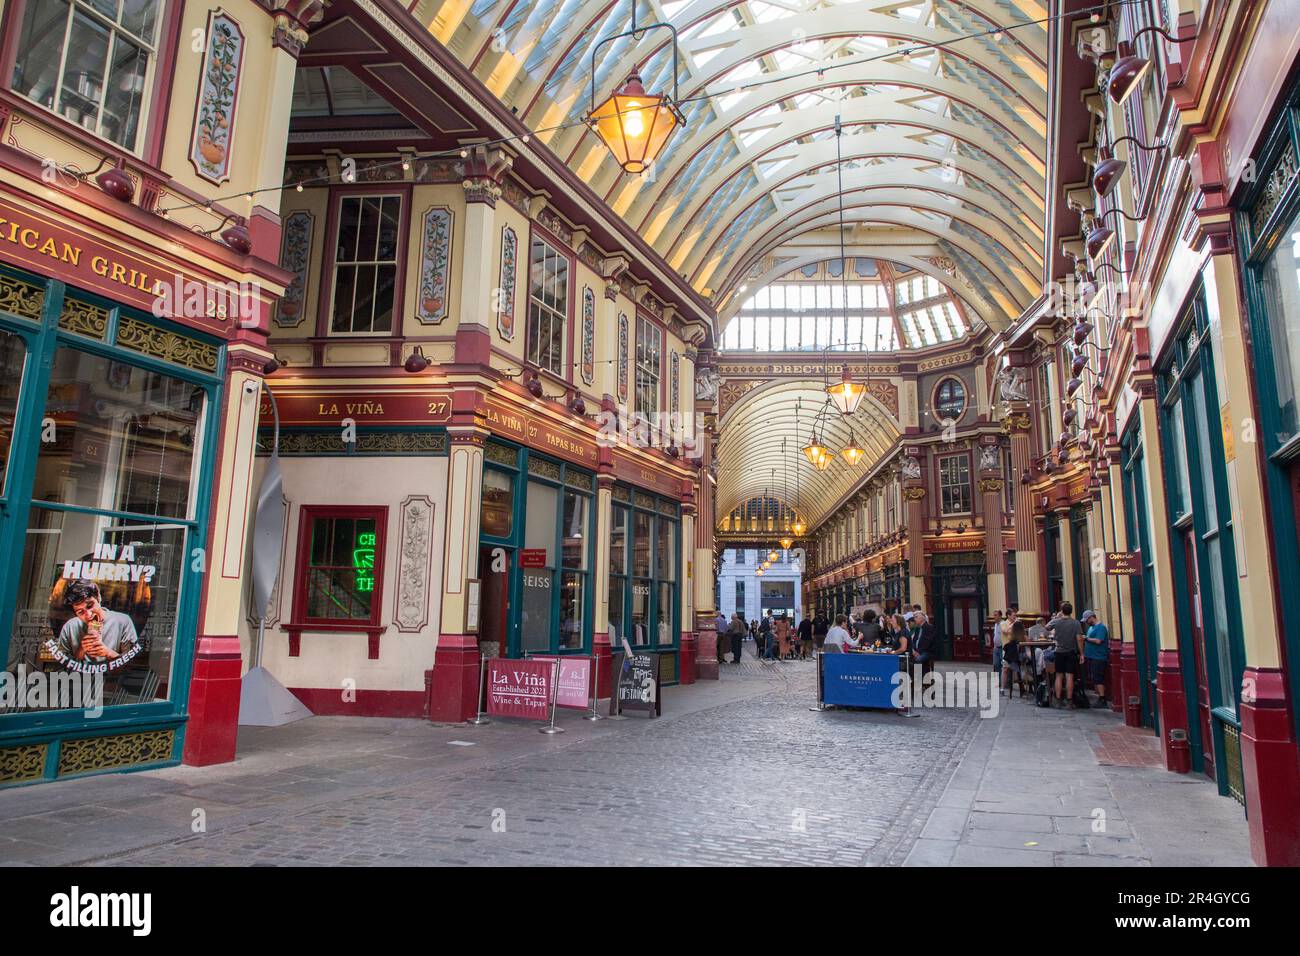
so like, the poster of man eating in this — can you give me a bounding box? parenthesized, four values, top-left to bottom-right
(43, 543, 153, 674)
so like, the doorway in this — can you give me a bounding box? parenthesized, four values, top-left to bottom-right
(477, 544, 512, 659)
(1182, 529, 1215, 780)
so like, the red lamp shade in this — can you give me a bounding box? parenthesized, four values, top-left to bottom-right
(403, 346, 430, 373)
(96, 166, 134, 202)
(1065, 376, 1083, 397)
(1086, 221, 1115, 261)
(221, 217, 253, 256)
(1108, 54, 1153, 106)
(1092, 155, 1127, 199)
(1073, 320, 1094, 346)
(588, 72, 683, 175)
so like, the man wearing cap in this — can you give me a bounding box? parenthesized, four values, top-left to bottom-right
(1082, 609, 1110, 708)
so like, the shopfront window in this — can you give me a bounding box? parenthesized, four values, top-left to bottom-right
(0, 331, 28, 495)
(330, 194, 401, 334)
(480, 467, 513, 538)
(12, 0, 160, 151)
(610, 494, 679, 650)
(5, 343, 208, 713)
(296, 509, 383, 623)
(1257, 208, 1300, 445)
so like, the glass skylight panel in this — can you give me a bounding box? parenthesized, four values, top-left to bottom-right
(786, 315, 800, 347)
(755, 316, 770, 350)
(739, 316, 755, 349)
(801, 315, 815, 346)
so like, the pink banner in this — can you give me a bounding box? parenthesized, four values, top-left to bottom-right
(486, 659, 555, 721)
(530, 656, 593, 710)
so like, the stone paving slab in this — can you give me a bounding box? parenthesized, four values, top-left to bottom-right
(0, 661, 1254, 866)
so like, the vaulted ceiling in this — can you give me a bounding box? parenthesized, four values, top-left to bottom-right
(420, 0, 1049, 326)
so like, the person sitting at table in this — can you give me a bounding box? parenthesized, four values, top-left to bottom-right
(823, 615, 853, 653)
(890, 614, 911, 656)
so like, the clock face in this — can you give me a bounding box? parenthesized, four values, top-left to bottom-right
(934, 377, 967, 421)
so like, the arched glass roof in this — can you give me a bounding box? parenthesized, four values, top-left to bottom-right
(423, 0, 1049, 327)
(720, 257, 969, 351)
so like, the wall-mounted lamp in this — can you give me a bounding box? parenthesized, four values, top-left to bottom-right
(403, 346, 431, 373)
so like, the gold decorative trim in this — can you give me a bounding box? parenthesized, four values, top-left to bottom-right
(565, 470, 594, 491)
(903, 487, 927, 500)
(0, 743, 48, 783)
(977, 478, 1004, 493)
(612, 485, 632, 503)
(657, 499, 679, 517)
(633, 491, 655, 509)
(57, 729, 174, 776)
(485, 441, 518, 467)
(58, 298, 110, 339)
(116, 317, 219, 373)
(0, 275, 45, 321)
(527, 456, 562, 480)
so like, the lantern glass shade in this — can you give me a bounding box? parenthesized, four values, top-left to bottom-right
(780, 537, 794, 550)
(802, 438, 827, 465)
(588, 73, 683, 175)
(813, 448, 833, 471)
(793, 519, 806, 535)
(1108, 54, 1152, 106)
(826, 367, 866, 415)
(840, 440, 866, 465)
(768, 550, 779, 563)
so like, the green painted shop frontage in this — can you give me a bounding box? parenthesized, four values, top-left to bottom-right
(477, 439, 682, 686)
(0, 265, 225, 785)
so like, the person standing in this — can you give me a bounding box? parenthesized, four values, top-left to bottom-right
(912, 612, 939, 679)
(812, 610, 830, 653)
(715, 610, 729, 665)
(797, 614, 813, 658)
(990, 610, 1005, 677)
(1046, 602, 1083, 707)
(729, 613, 745, 665)
(1082, 609, 1110, 707)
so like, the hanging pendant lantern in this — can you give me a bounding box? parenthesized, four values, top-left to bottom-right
(826, 366, 866, 416)
(780, 536, 794, 550)
(585, 6, 686, 175)
(588, 72, 683, 174)
(803, 436, 828, 466)
(793, 517, 806, 536)
(840, 428, 866, 466)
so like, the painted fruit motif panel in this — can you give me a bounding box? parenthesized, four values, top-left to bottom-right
(498, 225, 517, 339)
(617, 312, 629, 403)
(276, 211, 313, 327)
(190, 12, 245, 184)
(581, 286, 595, 385)
(417, 207, 453, 324)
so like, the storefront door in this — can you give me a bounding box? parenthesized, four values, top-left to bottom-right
(1182, 529, 1215, 781)
(949, 596, 982, 661)
(476, 544, 511, 658)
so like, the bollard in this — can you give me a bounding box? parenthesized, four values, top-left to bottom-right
(1125, 695, 1142, 728)
(1167, 727, 1191, 774)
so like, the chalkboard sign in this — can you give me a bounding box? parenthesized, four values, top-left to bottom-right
(610, 649, 661, 717)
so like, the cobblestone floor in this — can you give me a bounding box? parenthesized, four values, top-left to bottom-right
(0, 653, 1252, 867)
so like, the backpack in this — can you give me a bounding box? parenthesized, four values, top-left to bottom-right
(1035, 681, 1052, 708)
(1072, 683, 1090, 708)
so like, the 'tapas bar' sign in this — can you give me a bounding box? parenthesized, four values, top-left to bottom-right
(482, 396, 598, 468)
(0, 199, 225, 333)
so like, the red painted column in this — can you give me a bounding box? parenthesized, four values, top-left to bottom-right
(1155, 649, 1190, 772)
(183, 635, 243, 765)
(1241, 668, 1300, 866)
(429, 383, 488, 723)
(1117, 637, 1141, 725)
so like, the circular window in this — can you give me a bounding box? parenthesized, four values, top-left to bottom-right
(933, 377, 967, 422)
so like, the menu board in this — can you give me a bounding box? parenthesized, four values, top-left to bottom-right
(610, 645, 661, 717)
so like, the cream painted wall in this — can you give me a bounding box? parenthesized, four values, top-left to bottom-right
(241, 455, 449, 691)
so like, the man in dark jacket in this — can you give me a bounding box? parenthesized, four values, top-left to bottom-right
(797, 615, 814, 654)
(912, 611, 940, 678)
(812, 612, 830, 651)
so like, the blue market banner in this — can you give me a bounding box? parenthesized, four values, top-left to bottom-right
(821, 653, 901, 709)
